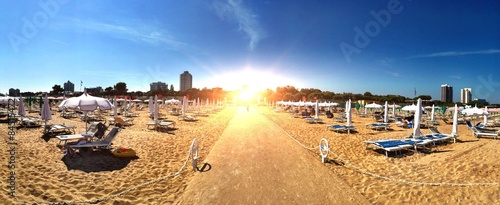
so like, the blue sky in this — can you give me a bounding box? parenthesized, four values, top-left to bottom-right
(1, 0, 499, 102)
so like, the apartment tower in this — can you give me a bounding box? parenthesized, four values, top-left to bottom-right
(180, 71, 192, 92)
(461, 88, 472, 104)
(441, 84, 453, 103)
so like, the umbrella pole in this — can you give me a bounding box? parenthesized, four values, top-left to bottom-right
(85, 111, 88, 133)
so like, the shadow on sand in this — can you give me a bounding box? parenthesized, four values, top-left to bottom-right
(61, 149, 138, 173)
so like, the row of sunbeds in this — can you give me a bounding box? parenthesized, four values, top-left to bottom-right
(364, 127, 458, 157)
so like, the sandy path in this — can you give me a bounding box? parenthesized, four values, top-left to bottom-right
(175, 107, 369, 204)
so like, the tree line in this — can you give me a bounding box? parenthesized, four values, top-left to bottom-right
(5, 83, 492, 107)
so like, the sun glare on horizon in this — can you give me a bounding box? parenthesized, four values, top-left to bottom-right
(204, 68, 303, 92)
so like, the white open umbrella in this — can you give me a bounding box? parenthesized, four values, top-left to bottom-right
(452, 104, 458, 136)
(0, 96, 19, 105)
(461, 106, 486, 123)
(59, 90, 114, 132)
(18, 96, 26, 116)
(41, 94, 52, 124)
(402, 104, 424, 112)
(412, 98, 422, 138)
(365, 102, 382, 109)
(461, 106, 485, 115)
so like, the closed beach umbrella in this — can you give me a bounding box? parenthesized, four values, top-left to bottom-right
(154, 95, 159, 122)
(346, 99, 352, 134)
(430, 104, 435, 122)
(182, 96, 188, 116)
(441, 106, 447, 115)
(392, 104, 396, 117)
(197, 98, 201, 111)
(123, 98, 128, 112)
(18, 96, 26, 116)
(113, 97, 118, 117)
(412, 98, 422, 138)
(315, 100, 319, 119)
(39, 96, 42, 110)
(452, 104, 458, 136)
(148, 96, 153, 114)
(484, 106, 489, 125)
(383, 101, 388, 123)
(41, 94, 52, 123)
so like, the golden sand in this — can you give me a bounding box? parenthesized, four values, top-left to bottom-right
(1, 105, 499, 204)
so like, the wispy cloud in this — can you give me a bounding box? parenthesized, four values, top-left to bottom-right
(58, 18, 189, 50)
(213, 0, 266, 51)
(407, 49, 500, 59)
(384, 70, 400, 77)
(45, 37, 69, 46)
(378, 58, 394, 67)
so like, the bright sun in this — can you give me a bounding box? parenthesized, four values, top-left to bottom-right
(239, 86, 257, 101)
(206, 68, 302, 92)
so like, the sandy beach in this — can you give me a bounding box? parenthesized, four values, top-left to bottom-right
(1, 105, 500, 204)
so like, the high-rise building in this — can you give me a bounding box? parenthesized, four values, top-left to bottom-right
(150, 81, 168, 91)
(8, 88, 20, 96)
(86, 86, 103, 94)
(180, 71, 192, 92)
(441, 84, 453, 103)
(461, 88, 472, 104)
(64, 80, 74, 92)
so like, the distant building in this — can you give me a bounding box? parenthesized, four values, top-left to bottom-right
(86, 86, 103, 94)
(150, 81, 168, 91)
(180, 71, 193, 92)
(441, 84, 453, 103)
(64, 80, 74, 92)
(8, 88, 20, 96)
(474, 98, 486, 104)
(461, 88, 472, 104)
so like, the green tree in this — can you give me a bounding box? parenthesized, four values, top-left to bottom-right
(114, 82, 128, 95)
(308, 92, 322, 101)
(322, 91, 335, 101)
(276, 85, 299, 100)
(52, 84, 64, 96)
(415, 95, 432, 100)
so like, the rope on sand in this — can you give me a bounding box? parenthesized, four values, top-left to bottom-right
(44, 139, 196, 205)
(267, 115, 318, 151)
(265, 112, 499, 187)
(328, 151, 498, 187)
(39, 108, 233, 204)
